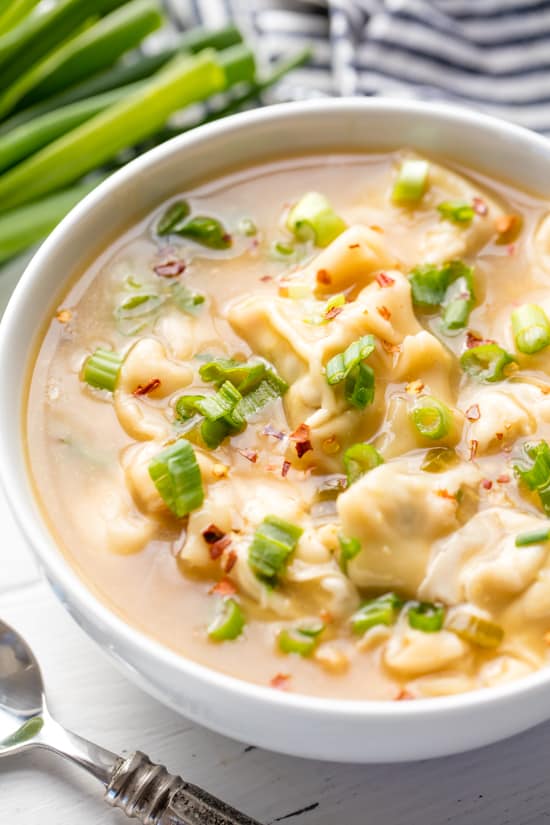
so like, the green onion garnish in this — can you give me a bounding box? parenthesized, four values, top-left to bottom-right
(350, 593, 403, 635)
(325, 335, 376, 385)
(148, 440, 204, 518)
(511, 303, 550, 355)
(248, 515, 303, 584)
(174, 215, 231, 249)
(460, 343, 515, 382)
(116, 291, 163, 319)
(338, 534, 361, 573)
(343, 442, 383, 485)
(445, 611, 503, 649)
(200, 418, 233, 450)
(515, 525, 550, 546)
(156, 199, 190, 236)
(237, 217, 257, 236)
(421, 447, 459, 473)
(408, 602, 445, 633)
(82, 347, 123, 392)
(170, 282, 205, 315)
(199, 358, 266, 393)
(208, 598, 245, 642)
(278, 623, 324, 657)
(392, 159, 429, 205)
(514, 441, 550, 516)
(233, 370, 288, 420)
(437, 200, 475, 225)
(286, 191, 347, 248)
(408, 260, 475, 332)
(408, 263, 449, 308)
(411, 396, 453, 440)
(345, 361, 375, 409)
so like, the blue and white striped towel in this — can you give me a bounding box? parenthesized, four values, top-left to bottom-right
(162, 0, 550, 134)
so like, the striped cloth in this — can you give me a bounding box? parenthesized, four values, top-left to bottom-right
(161, 0, 550, 134)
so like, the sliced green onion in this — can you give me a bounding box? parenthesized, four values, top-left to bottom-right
(278, 625, 323, 657)
(437, 200, 475, 224)
(511, 303, 550, 355)
(82, 348, 123, 392)
(233, 371, 288, 420)
(421, 447, 459, 473)
(343, 443, 383, 486)
(314, 475, 347, 501)
(392, 160, 429, 205)
(408, 602, 445, 633)
(338, 534, 361, 573)
(408, 263, 450, 308)
(174, 215, 231, 249)
(248, 515, 303, 584)
(514, 441, 550, 516)
(200, 418, 233, 450)
(148, 440, 204, 518)
(515, 525, 550, 546)
(411, 396, 453, 440)
(237, 217, 257, 236)
(199, 358, 265, 393)
(325, 335, 376, 385)
(156, 199, 190, 236)
(178, 381, 244, 424)
(440, 262, 475, 333)
(271, 240, 295, 258)
(351, 593, 403, 635)
(460, 343, 515, 382)
(286, 191, 346, 247)
(208, 598, 245, 642)
(446, 610, 503, 649)
(115, 292, 163, 318)
(344, 361, 375, 409)
(170, 283, 205, 315)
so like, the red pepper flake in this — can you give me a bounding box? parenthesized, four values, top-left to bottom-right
(260, 274, 273, 282)
(495, 214, 519, 236)
(290, 423, 313, 458)
(325, 305, 343, 320)
(320, 609, 334, 624)
(481, 478, 493, 490)
(469, 439, 479, 461)
(153, 259, 186, 278)
(56, 308, 72, 324)
(497, 473, 511, 484)
(465, 404, 481, 422)
(472, 197, 488, 216)
(436, 489, 456, 501)
(466, 331, 495, 349)
(133, 378, 161, 396)
(377, 305, 391, 321)
(270, 673, 291, 691)
(348, 243, 360, 249)
(222, 233, 233, 246)
(209, 535, 232, 561)
(210, 579, 237, 596)
(281, 460, 291, 478)
(262, 424, 285, 440)
(382, 339, 401, 354)
(238, 448, 258, 463)
(224, 550, 238, 574)
(395, 689, 414, 701)
(202, 524, 226, 544)
(316, 268, 332, 285)
(376, 271, 395, 288)
(495, 432, 504, 441)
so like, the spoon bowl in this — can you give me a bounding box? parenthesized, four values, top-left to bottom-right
(0, 619, 44, 756)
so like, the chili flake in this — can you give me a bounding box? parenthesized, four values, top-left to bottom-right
(210, 579, 237, 596)
(497, 473, 511, 484)
(290, 423, 313, 458)
(472, 197, 488, 216)
(316, 268, 332, 285)
(465, 404, 481, 422)
(224, 550, 238, 574)
(481, 479, 493, 490)
(469, 439, 479, 461)
(209, 535, 232, 561)
(133, 378, 161, 396)
(238, 448, 258, 463)
(382, 339, 401, 354)
(325, 305, 344, 321)
(495, 432, 504, 441)
(377, 305, 391, 321)
(395, 689, 414, 701)
(202, 524, 226, 544)
(376, 272, 395, 288)
(262, 424, 285, 440)
(55, 308, 72, 324)
(406, 380, 424, 395)
(281, 460, 291, 478)
(270, 673, 291, 691)
(153, 259, 186, 278)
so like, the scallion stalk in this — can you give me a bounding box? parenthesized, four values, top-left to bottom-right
(82, 347, 123, 392)
(460, 343, 515, 382)
(515, 525, 550, 546)
(338, 534, 361, 573)
(514, 441, 550, 516)
(248, 516, 303, 584)
(437, 200, 475, 224)
(148, 439, 204, 518)
(407, 602, 445, 633)
(173, 215, 232, 250)
(0, 0, 40, 37)
(511, 303, 550, 355)
(392, 159, 429, 205)
(325, 335, 376, 385)
(350, 593, 402, 635)
(343, 442, 383, 485)
(445, 610, 503, 648)
(345, 361, 375, 409)
(411, 396, 453, 440)
(278, 624, 323, 657)
(286, 191, 346, 248)
(199, 358, 266, 393)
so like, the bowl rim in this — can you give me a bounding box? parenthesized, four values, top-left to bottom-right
(3, 96, 550, 721)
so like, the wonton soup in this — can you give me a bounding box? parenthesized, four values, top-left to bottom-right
(27, 152, 550, 700)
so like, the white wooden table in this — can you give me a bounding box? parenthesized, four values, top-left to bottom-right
(2, 256, 550, 825)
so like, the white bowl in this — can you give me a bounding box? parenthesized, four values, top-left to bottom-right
(3, 99, 550, 763)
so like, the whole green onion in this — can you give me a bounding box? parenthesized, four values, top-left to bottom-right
(515, 525, 550, 546)
(437, 200, 475, 224)
(278, 624, 324, 657)
(338, 534, 361, 573)
(148, 439, 204, 518)
(445, 610, 503, 649)
(408, 602, 445, 633)
(511, 303, 550, 355)
(514, 441, 550, 516)
(411, 396, 453, 440)
(350, 593, 403, 635)
(0, 0, 40, 37)
(248, 516, 303, 584)
(392, 159, 429, 204)
(325, 335, 376, 385)
(286, 191, 346, 247)
(208, 598, 245, 642)
(460, 343, 515, 382)
(343, 442, 383, 485)
(82, 347, 123, 392)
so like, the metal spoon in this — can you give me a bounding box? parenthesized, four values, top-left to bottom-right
(0, 619, 261, 824)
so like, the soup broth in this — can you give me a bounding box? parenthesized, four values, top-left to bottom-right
(27, 152, 550, 700)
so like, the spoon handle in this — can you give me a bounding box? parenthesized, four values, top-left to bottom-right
(105, 750, 261, 825)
